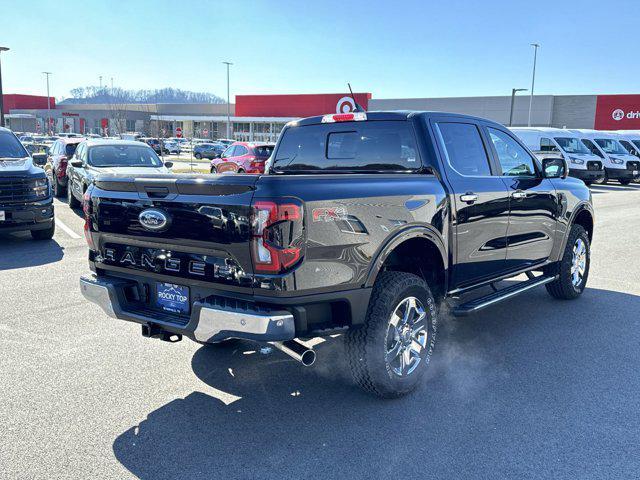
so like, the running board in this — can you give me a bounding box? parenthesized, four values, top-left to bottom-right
(452, 275, 557, 317)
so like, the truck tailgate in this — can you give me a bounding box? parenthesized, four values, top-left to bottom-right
(88, 174, 258, 290)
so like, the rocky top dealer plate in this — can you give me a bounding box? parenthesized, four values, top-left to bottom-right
(156, 282, 190, 315)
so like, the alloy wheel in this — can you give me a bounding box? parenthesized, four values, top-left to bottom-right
(385, 297, 428, 377)
(571, 238, 587, 288)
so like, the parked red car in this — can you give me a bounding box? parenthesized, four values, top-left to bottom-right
(210, 142, 275, 174)
(44, 137, 85, 197)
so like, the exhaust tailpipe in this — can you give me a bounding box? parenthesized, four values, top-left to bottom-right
(270, 340, 316, 367)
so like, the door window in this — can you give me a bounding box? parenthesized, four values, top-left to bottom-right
(222, 146, 235, 158)
(581, 139, 604, 158)
(488, 128, 537, 177)
(540, 137, 559, 152)
(234, 145, 249, 157)
(435, 122, 492, 176)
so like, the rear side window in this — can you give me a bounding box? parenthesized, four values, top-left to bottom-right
(272, 121, 419, 172)
(435, 122, 492, 176)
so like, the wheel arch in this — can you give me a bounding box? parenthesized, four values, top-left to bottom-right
(365, 227, 448, 300)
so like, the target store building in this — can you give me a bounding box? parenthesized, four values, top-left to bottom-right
(149, 92, 373, 142)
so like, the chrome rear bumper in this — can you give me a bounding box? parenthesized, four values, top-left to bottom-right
(79, 274, 296, 343)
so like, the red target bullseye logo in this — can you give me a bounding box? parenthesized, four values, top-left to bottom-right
(336, 96, 356, 114)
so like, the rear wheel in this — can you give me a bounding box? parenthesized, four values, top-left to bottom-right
(583, 180, 592, 186)
(195, 153, 202, 159)
(237, 169, 245, 174)
(345, 271, 437, 398)
(546, 224, 590, 300)
(210, 166, 217, 174)
(31, 222, 55, 240)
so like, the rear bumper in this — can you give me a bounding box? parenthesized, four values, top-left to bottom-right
(80, 272, 371, 342)
(80, 273, 296, 343)
(0, 198, 54, 233)
(570, 169, 604, 183)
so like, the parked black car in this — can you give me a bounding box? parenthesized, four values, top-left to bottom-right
(193, 142, 225, 160)
(80, 111, 594, 398)
(0, 127, 55, 240)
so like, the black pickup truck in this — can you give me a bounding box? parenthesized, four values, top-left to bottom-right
(80, 111, 594, 398)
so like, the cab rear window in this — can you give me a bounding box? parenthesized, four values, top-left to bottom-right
(272, 121, 420, 172)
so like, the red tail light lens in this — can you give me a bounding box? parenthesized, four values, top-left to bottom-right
(251, 200, 303, 274)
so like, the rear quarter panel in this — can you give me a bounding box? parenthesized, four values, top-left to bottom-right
(255, 174, 449, 295)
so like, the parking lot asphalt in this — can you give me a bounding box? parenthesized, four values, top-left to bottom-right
(1, 184, 639, 480)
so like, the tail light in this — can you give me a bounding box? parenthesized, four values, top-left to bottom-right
(58, 156, 68, 178)
(83, 190, 94, 249)
(251, 199, 303, 274)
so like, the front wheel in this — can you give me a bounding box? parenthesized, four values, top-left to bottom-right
(194, 153, 202, 159)
(31, 222, 55, 240)
(67, 183, 81, 209)
(545, 224, 590, 300)
(619, 179, 632, 185)
(345, 271, 438, 398)
(210, 166, 217, 174)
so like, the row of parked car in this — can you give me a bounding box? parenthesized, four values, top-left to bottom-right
(509, 128, 640, 185)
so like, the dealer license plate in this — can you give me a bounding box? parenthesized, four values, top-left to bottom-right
(156, 282, 190, 315)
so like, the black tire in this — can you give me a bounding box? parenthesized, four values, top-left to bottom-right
(583, 180, 592, 186)
(545, 224, 590, 300)
(210, 166, 217, 174)
(345, 271, 438, 398)
(619, 179, 632, 185)
(195, 153, 202, 159)
(31, 222, 55, 240)
(237, 169, 245, 174)
(52, 172, 65, 197)
(67, 182, 81, 209)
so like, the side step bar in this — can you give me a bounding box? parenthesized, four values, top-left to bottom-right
(452, 275, 557, 317)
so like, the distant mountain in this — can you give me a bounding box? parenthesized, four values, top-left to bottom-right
(60, 87, 225, 105)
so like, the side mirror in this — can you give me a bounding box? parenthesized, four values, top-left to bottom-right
(164, 161, 173, 168)
(32, 153, 47, 167)
(542, 157, 567, 179)
(70, 159, 83, 168)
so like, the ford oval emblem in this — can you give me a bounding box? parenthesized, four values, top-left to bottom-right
(138, 209, 169, 231)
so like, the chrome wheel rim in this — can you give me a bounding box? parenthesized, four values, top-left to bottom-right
(385, 297, 428, 377)
(571, 238, 587, 287)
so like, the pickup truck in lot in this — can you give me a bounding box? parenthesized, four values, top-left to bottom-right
(0, 127, 55, 240)
(79, 111, 594, 398)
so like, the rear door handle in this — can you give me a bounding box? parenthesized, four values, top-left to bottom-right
(512, 191, 527, 199)
(460, 193, 478, 203)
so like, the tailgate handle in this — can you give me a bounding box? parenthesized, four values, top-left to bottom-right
(144, 187, 170, 198)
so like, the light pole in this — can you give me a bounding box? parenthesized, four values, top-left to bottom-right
(527, 43, 540, 127)
(222, 61, 233, 139)
(509, 88, 528, 126)
(42, 72, 52, 135)
(0, 46, 9, 128)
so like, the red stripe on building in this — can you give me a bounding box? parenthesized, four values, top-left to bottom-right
(594, 94, 640, 130)
(235, 93, 372, 117)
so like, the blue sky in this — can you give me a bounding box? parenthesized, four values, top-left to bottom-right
(1, 0, 638, 101)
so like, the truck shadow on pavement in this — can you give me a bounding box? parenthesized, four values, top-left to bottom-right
(0, 233, 64, 270)
(113, 287, 640, 480)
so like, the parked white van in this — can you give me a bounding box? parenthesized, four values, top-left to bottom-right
(571, 130, 639, 185)
(510, 127, 605, 185)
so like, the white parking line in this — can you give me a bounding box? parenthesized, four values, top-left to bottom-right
(55, 218, 82, 239)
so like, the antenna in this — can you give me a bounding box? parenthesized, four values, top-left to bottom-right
(347, 83, 365, 112)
